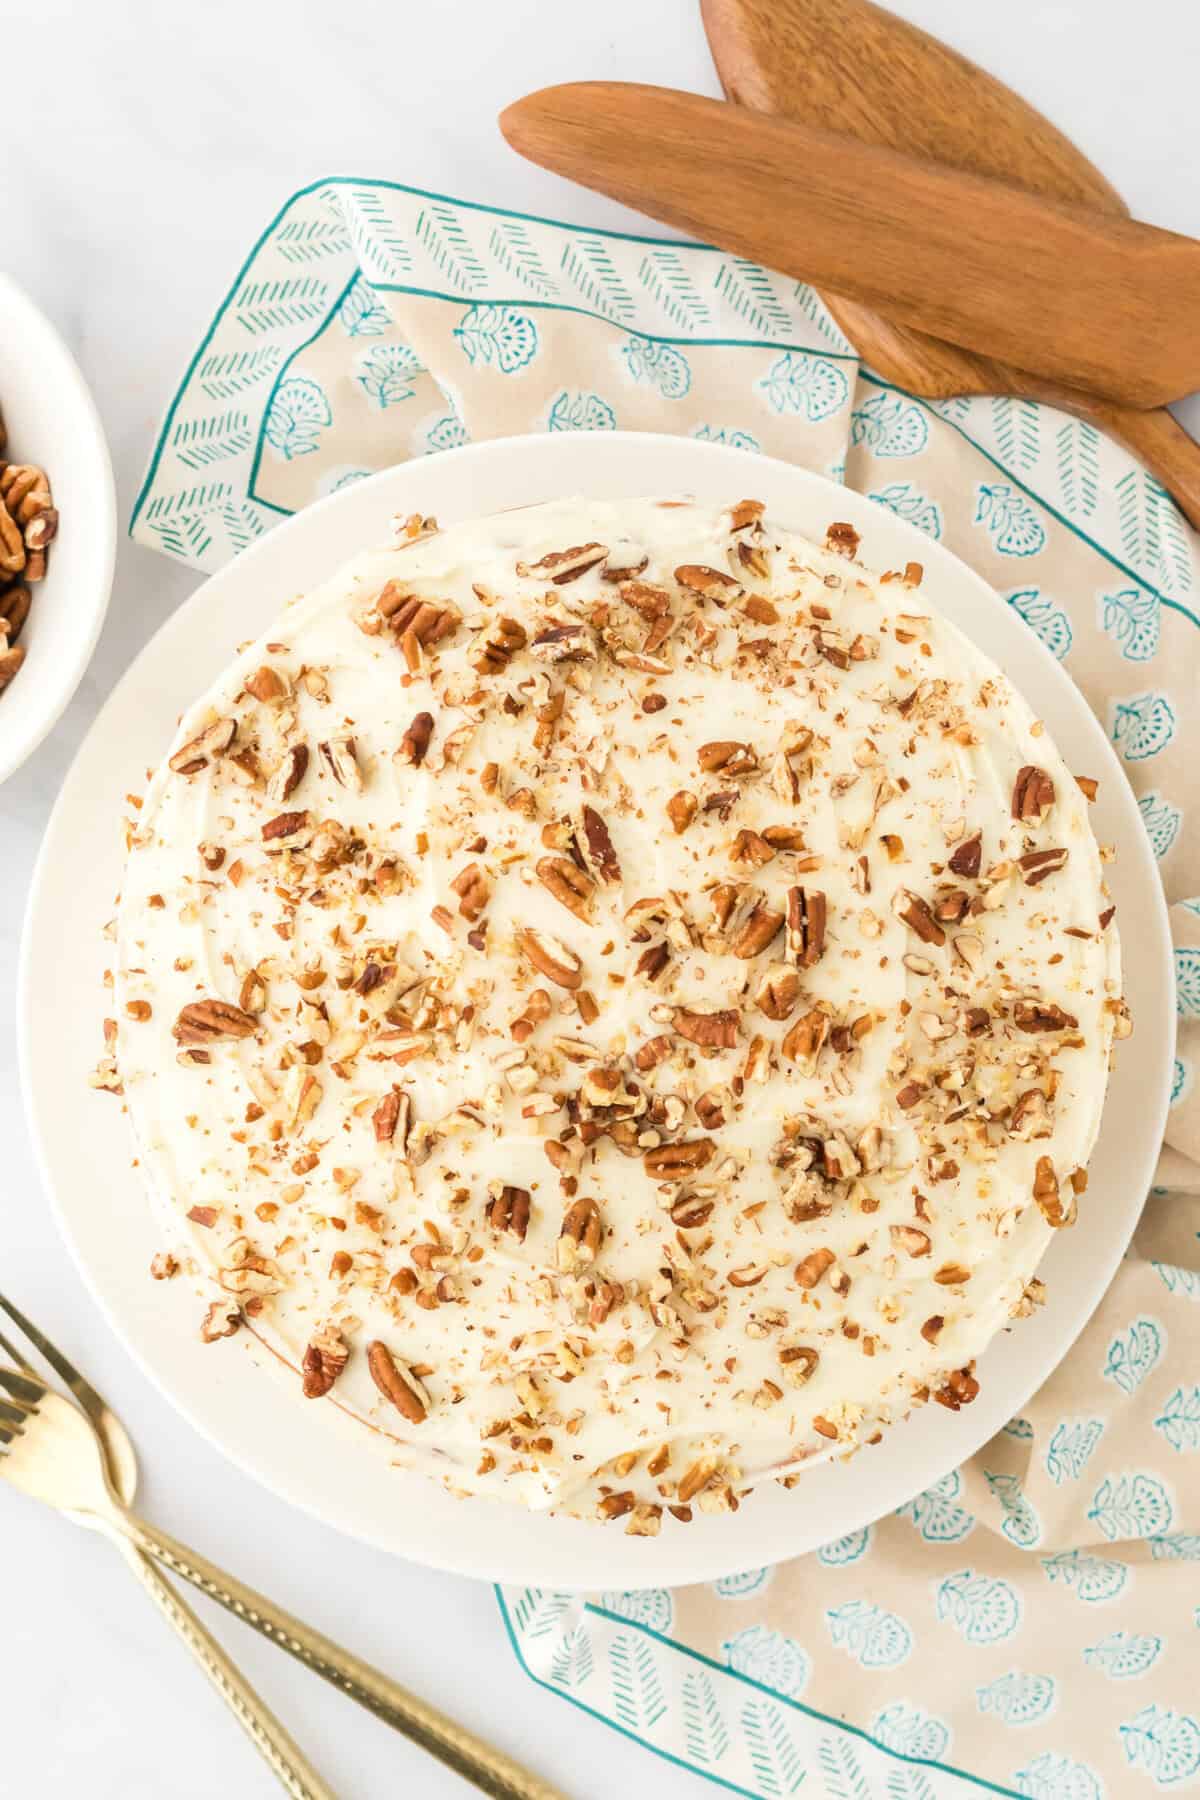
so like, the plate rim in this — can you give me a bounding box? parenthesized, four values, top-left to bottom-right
(19, 430, 1174, 1586)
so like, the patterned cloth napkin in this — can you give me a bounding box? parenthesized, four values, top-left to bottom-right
(134, 180, 1200, 1800)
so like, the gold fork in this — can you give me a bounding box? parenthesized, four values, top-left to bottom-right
(0, 1297, 564, 1800)
(0, 1295, 335, 1799)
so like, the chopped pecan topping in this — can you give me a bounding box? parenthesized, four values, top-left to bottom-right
(666, 790, 698, 834)
(200, 1299, 241, 1343)
(318, 735, 362, 791)
(794, 1248, 835, 1289)
(635, 1033, 675, 1070)
(397, 711, 434, 766)
(825, 521, 860, 557)
(779, 1344, 819, 1385)
(577, 806, 621, 884)
(487, 1183, 531, 1241)
(892, 887, 946, 946)
(372, 1087, 410, 1146)
(755, 962, 801, 1022)
(268, 743, 309, 803)
(933, 1366, 980, 1410)
(643, 1138, 715, 1180)
(1033, 1155, 1075, 1227)
(729, 829, 775, 870)
(537, 855, 594, 921)
(781, 1007, 829, 1071)
(302, 1325, 349, 1399)
(724, 889, 785, 959)
(1012, 764, 1055, 823)
(675, 563, 743, 604)
(262, 808, 312, 848)
(169, 715, 236, 776)
(671, 1005, 739, 1049)
(786, 886, 827, 967)
(698, 739, 756, 776)
(366, 1341, 429, 1423)
(245, 664, 289, 705)
(519, 926, 583, 990)
(517, 542, 608, 583)
(529, 619, 596, 662)
(450, 862, 490, 921)
(1018, 847, 1068, 886)
(1013, 999, 1078, 1033)
(172, 1000, 258, 1045)
(557, 1197, 603, 1271)
(889, 1224, 931, 1257)
(470, 614, 527, 674)
(948, 832, 982, 877)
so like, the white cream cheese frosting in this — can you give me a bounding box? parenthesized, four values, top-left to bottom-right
(113, 496, 1125, 1531)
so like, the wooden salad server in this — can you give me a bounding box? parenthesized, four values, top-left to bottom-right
(701, 0, 1200, 529)
(498, 86, 1200, 482)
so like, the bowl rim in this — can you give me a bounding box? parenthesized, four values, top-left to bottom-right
(0, 272, 118, 786)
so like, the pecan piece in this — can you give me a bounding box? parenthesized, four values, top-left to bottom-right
(0, 581, 31, 642)
(1012, 764, 1055, 823)
(794, 1248, 835, 1289)
(933, 1366, 980, 1410)
(519, 926, 583, 990)
(634, 1033, 675, 1071)
(267, 742, 309, 803)
(1033, 1155, 1075, 1227)
(517, 542, 608, 584)
(529, 618, 596, 662)
(1013, 999, 1078, 1033)
(727, 891, 785, 959)
(755, 962, 801, 1022)
(671, 1005, 739, 1049)
(200, 1300, 241, 1343)
(450, 862, 490, 921)
(366, 1341, 429, 1423)
(397, 710, 434, 766)
(169, 715, 237, 776)
(825, 521, 860, 557)
(786, 886, 827, 967)
(698, 739, 756, 775)
(372, 1087, 410, 1147)
(948, 832, 982, 878)
(892, 887, 946, 946)
(302, 1326, 349, 1399)
(318, 735, 363, 792)
(666, 790, 698, 835)
(779, 1344, 819, 1385)
(644, 1139, 715, 1180)
(889, 1224, 931, 1258)
(781, 1007, 829, 1072)
(557, 1197, 603, 1271)
(1018, 847, 1068, 886)
(470, 614, 527, 674)
(262, 808, 312, 848)
(577, 805, 620, 885)
(729, 829, 775, 870)
(674, 563, 743, 604)
(487, 1184, 531, 1242)
(172, 1000, 258, 1045)
(244, 664, 289, 705)
(0, 644, 25, 690)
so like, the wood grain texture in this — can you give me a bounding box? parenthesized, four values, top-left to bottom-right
(700, 0, 1200, 528)
(499, 83, 1200, 410)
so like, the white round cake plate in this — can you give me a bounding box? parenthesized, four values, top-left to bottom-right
(20, 432, 1173, 1588)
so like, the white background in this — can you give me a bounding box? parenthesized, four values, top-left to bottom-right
(2, 2, 1197, 1795)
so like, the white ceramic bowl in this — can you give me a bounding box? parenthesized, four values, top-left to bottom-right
(21, 432, 1172, 1587)
(0, 274, 116, 784)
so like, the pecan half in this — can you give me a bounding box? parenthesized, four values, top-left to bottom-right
(366, 1341, 429, 1423)
(786, 886, 827, 967)
(172, 1000, 258, 1045)
(519, 926, 583, 990)
(169, 715, 237, 776)
(517, 542, 608, 583)
(948, 832, 982, 878)
(557, 1197, 603, 1271)
(302, 1326, 349, 1399)
(892, 888, 946, 946)
(643, 1139, 715, 1180)
(671, 1005, 739, 1048)
(487, 1184, 531, 1242)
(1012, 764, 1055, 823)
(397, 711, 434, 766)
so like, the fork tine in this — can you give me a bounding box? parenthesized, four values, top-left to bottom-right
(0, 1293, 104, 1418)
(0, 1330, 34, 1376)
(0, 1398, 30, 1431)
(0, 1366, 44, 1407)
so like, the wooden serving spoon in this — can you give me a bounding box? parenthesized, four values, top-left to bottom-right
(701, 0, 1200, 528)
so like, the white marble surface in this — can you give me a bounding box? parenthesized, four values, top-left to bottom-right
(2, 2, 1197, 1794)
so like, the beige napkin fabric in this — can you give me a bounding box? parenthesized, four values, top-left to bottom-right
(134, 181, 1200, 1799)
